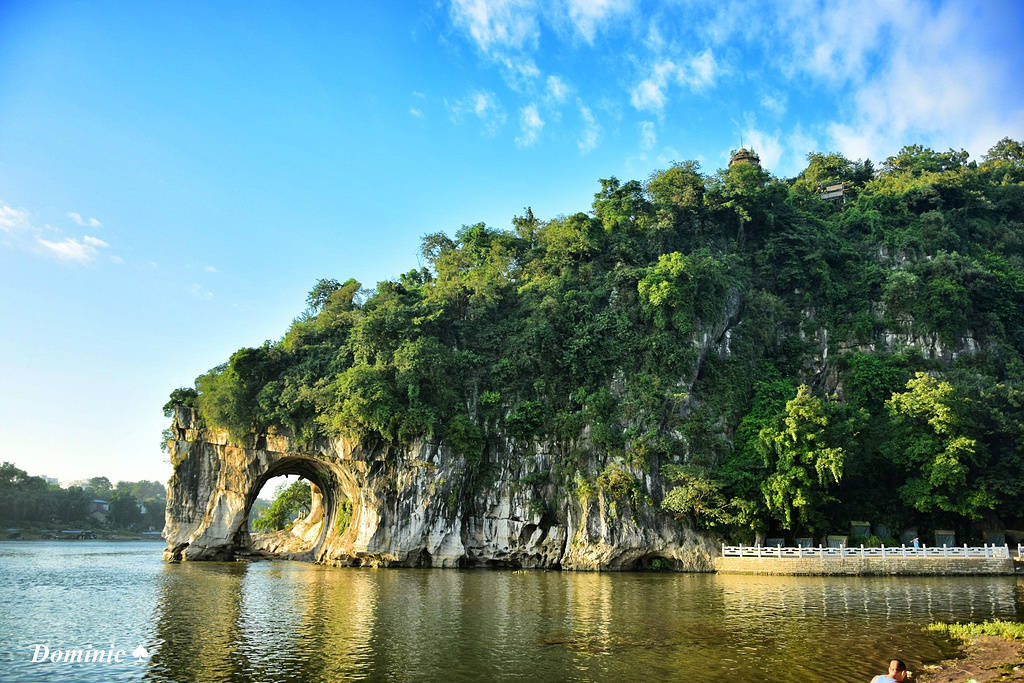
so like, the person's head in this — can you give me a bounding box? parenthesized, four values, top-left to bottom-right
(888, 659, 907, 680)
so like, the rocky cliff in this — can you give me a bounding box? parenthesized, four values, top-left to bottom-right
(163, 407, 716, 570)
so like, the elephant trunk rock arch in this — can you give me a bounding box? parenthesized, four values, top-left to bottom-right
(162, 407, 717, 570)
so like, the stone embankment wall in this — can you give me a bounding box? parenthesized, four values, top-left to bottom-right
(715, 556, 1015, 576)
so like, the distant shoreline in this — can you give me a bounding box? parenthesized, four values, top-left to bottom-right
(2, 531, 165, 542)
(1, 536, 165, 541)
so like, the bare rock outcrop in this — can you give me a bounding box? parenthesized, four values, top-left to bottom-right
(163, 407, 716, 570)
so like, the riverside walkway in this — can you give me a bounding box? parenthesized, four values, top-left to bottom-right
(715, 543, 1018, 576)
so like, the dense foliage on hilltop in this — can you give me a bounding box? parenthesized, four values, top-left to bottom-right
(166, 138, 1024, 542)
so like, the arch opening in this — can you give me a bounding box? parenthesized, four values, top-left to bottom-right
(237, 457, 340, 560)
(632, 554, 678, 571)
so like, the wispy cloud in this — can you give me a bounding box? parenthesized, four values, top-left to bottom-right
(3, 201, 116, 264)
(566, 0, 632, 43)
(577, 101, 599, 153)
(630, 60, 674, 112)
(822, 2, 1024, 161)
(639, 120, 656, 150)
(68, 212, 102, 228)
(497, 55, 540, 90)
(449, 0, 539, 55)
(447, 90, 508, 135)
(410, 107, 424, 118)
(630, 50, 719, 113)
(516, 102, 544, 147)
(760, 91, 787, 116)
(545, 75, 571, 104)
(738, 124, 783, 172)
(204, 265, 218, 273)
(37, 236, 109, 263)
(0, 203, 30, 232)
(701, 1, 1024, 162)
(189, 283, 213, 299)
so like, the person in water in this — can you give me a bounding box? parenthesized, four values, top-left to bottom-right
(871, 659, 911, 682)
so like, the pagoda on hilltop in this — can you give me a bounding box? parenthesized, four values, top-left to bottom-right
(729, 147, 761, 169)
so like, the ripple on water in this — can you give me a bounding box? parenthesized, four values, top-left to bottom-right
(0, 544, 1020, 682)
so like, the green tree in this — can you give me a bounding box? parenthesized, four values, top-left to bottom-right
(87, 477, 113, 496)
(162, 387, 197, 417)
(982, 137, 1024, 165)
(637, 249, 733, 332)
(881, 144, 969, 176)
(252, 480, 312, 532)
(660, 464, 735, 528)
(758, 386, 846, 532)
(108, 490, 142, 528)
(885, 373, 990, 518)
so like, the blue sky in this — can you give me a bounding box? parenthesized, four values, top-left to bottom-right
(1, 0, 1022, 484)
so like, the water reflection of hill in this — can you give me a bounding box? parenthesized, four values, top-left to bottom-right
(143, 566, 1023, 682)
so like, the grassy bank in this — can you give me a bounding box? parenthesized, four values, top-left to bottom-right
(918, 620, 1024, 682)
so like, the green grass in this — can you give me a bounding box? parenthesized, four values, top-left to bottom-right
(927, 620, 1024, 641)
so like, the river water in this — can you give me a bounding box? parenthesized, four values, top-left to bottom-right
(0, 542, 1020, 681)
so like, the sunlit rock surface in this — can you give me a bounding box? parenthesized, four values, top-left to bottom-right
(163, 407, 716, 570)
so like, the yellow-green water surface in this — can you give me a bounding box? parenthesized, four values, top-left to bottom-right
(1, 541, 1021, 681)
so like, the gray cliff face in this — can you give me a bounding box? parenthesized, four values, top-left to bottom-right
(163, 407, 716, 570)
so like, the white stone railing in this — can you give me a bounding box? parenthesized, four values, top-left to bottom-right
(722, 543, 1012, 559)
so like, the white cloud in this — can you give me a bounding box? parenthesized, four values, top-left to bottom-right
(577, 101, 600, 153)
(410, 108, 424, 118)
(447, 90, 508, 135)
(497, 55, 541, 91)
(787, 126, 820, 170)
(630, 59, 675, 112)
(684, 49, 717, 88)
(643, 20, 665, 53)
(655, 145, 682, 168)
(698, 1, 1023, 163)
(449, 0, 539, 55)
(448, 0, 543, 92)
(3, 202, 116, 264)
(760, 91, 786, 116)
(639, 120, 656, 150)
(204, 265, 218, 273)
(68, 212, 102, 228)
(739, 125, 783, 172)
(545, 75, 571, 103)
(37, 236, 107, 263)
(734, 121, 820, 177)
(819, 2, 1024, 162)
(189, 283, 213, 299)
(630, 50, 719, 112)
(566, 0, 632, 43)
(0, 203, 29, 232)
(516, 103, 544, 147)
(110, 255, 124, 264)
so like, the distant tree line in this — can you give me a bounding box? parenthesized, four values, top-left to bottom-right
(0, 462, 165, 530)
